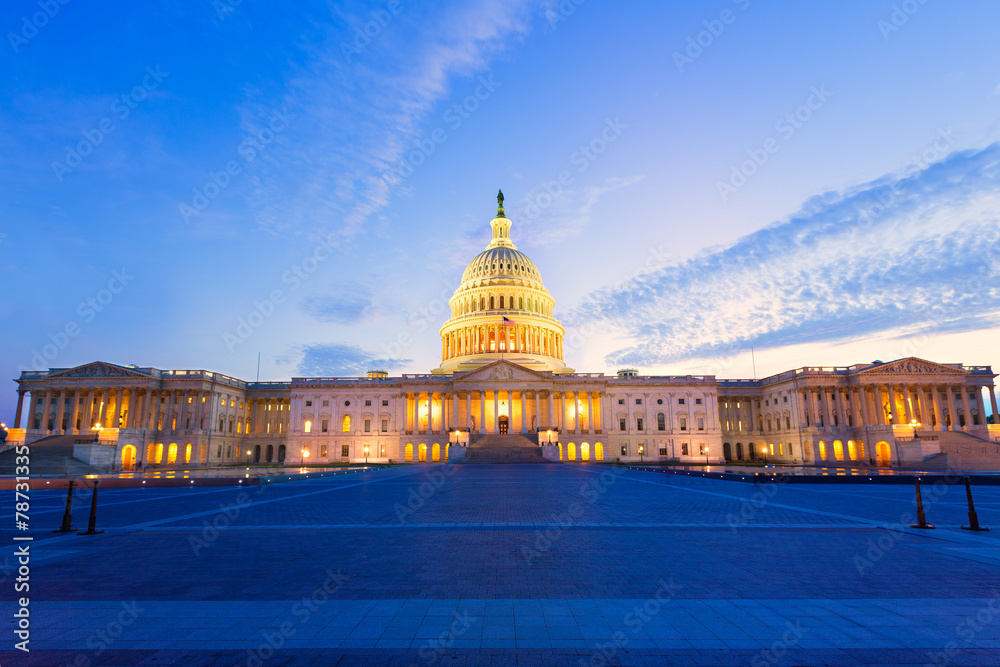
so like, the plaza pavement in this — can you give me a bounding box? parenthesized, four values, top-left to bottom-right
(2, 463, 1000, 666)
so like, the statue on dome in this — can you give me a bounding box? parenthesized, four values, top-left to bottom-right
(497, 189, 504, 207)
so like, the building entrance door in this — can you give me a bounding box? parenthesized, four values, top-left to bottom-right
(499, 415, 509, 434)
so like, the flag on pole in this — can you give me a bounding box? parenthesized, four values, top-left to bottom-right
(501, 316, 515, 327)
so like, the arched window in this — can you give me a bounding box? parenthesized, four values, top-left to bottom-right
(499, 295, 504, 308)
(519, 296, 523, 309)
(657, 413, 665, 431)
(342, 415, 351, 433)
(481, 297, 485, 310)
(490, 295, 495, 309)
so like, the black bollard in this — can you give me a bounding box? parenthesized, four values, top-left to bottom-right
(78, 480, 104, 535)
(53, 480, 78, 533)
(909, 478, 935, 529)
(961, 477, 989, 531)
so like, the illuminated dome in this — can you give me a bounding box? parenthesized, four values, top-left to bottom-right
(433, 190, 571, 374)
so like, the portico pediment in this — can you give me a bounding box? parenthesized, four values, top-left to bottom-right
(453, 360, 551, 385)
(46, 361, 152, 380)
(855, 357, 965, 377)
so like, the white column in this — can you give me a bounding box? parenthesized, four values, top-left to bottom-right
(520, 390, 527, 434)
(960, 386, 973, 431)
(493, 390, 499, 434)
(944, 385, 958, 431)
(428, 392, 435, 434)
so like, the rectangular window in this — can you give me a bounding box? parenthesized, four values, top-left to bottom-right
(681, 443, 689, 455)
(216, 445, 222, 457)
(380, 443, 387, 457)
(637, 418, 644, 431)
(697, 417, 704, 431)
(382, 400, 389, 406)
(618, 398, 625, 405)
(320, 444, 328, 457)
(659, 447, 667, 456)
(381, 419, 388, 432)
(680, 417, 687, 431)
(619, 418, 626, 431)
(321, 419, 328, 433)
(695, 398, 702, 405)
(635, 398, 642, 405)
(342, 445, 349, 458)
(304, 420, 312, 433)
(365, 400, 372, 407)
(226, 445, 231, 458)
(657, 414, 665, 431)
(699, 444, 706, 455)
(305, 400, 312, 407)
(364, 419, 371, 433)
(783, 396, 788, 403)
(620, 444, 628, 456)
(323, 400, 329, 407)
(678, 398, 685, 405)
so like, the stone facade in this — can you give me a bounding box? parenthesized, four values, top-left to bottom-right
(6, 194, 998, 469)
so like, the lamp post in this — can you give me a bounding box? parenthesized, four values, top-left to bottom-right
(364, 444, 369, 464)
(639, 444, 644, 462)
(246, 449, 252, 465)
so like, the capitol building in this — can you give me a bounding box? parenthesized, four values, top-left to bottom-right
(8, 193, 1000, 470)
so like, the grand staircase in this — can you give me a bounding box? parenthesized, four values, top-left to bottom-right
(0, 434, 105, 476)
(907, 430, 1000, 471)
(461, 434, 548, 463)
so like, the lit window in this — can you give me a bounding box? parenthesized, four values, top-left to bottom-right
(304, 420, 312, 433)
(342, 415, 351, 432)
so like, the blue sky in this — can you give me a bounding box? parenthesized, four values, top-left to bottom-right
(3, 0, 1000, 422)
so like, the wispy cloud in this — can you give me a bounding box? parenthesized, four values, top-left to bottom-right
(301, 290, 380, 325)
(570, 143, 1000, 366)
(512, 175, 646, 246)
(295, 343, 411, 377)
(241, 0, 540, 241)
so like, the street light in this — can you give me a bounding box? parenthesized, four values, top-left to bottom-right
(364, 444, 369, 464)
(639, 444, 644, 462)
